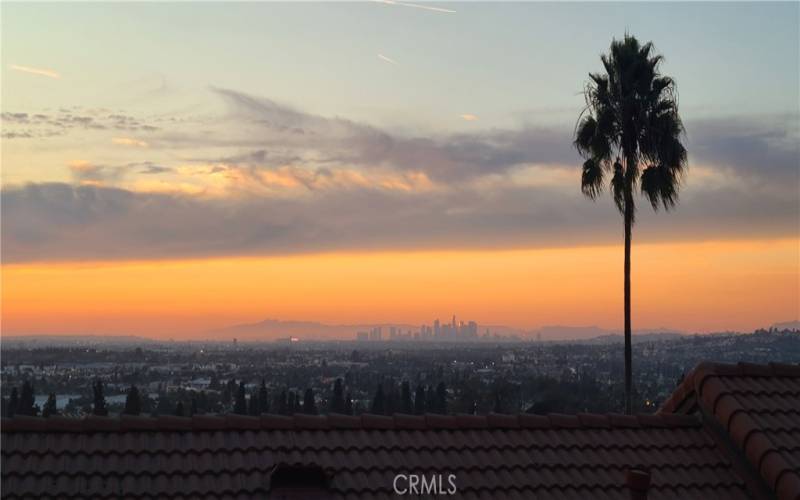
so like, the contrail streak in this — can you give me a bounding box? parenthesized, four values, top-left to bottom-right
(9, 64, 61, 79)
(378, 53, 398, 65)
(378, 0, 456, 14)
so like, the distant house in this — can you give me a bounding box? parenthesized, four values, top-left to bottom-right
(187, 378, 212, 391)
(1, 362, 798, 499)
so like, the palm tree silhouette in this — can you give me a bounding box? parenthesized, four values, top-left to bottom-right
(574, 35, 687, 414)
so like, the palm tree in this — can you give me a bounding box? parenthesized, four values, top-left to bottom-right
(574, 35, 687, 414)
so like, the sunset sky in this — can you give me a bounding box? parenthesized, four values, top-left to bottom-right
(2, 2, 798, 337)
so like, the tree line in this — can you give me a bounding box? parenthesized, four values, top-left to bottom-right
(2, 378, 450, 418)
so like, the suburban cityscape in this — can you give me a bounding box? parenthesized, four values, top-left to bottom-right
(3, 325, 798, 419)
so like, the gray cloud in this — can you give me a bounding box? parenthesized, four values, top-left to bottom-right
(2, 179, 796, 263)
(198, 89, 799, 189)
(1, 129, 64, 139)
(2, 90, 797, 263)
(135, 162, 173, 175)
(209, 88, 573, 182)
(194, 149, 306, 169)
(686, 115, 799, 184)
(67, 161, 129, 185)
(1, 109, 161, 139)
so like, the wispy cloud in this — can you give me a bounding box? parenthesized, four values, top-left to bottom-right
(138, 163, 172, 175)
(67, 160, 128, 186)
(377, 53, 398, 65)
(3, 87, 796, 263)
(460, 114, 479, 121)
(1, 108, 161, 139)
(112, 137, 149, 148)
(173, 89, 800, 187)
(378, 0, 456, 14)
(9, 64, 61, 79)
(206, 88, 573, 182)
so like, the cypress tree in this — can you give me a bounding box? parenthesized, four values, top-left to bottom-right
(233, 382, 247, 415)
(275, 389, 288, 415)
(493, 393, 503, 414)
(174, 401, 185, 417)
(223, 379, 237, 405)
(92, 380, 108, 416)
(18, 381, 37, 416)
(384, 382, 397, 415)
(400, 381, 413, 414)
(42, 393, 58, 418)
(190, 397, 198, 416)
(303, 389, 317, 415)
(371, 384, 385, 415)
(414, 384, 426, 415)
(258, 380, 269, 414)
(344, 392, 353, 415)
(123, 386, 142, 416)
(248, 391, 259, 416)
(435, 382, 447, 415)
(7, 388, 19, 418)
(331, 378, 345, 414)
(425, 385, 437, 413)
(155, 392, 171, 416)
(197, 391, 208, 413)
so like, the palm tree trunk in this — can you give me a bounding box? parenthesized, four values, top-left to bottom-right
(623, 193, 633, 414)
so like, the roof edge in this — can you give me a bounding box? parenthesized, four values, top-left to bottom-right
(0, 412, 702, 433)
(658, 361, 800, 500)
(658, 362, 800, 415)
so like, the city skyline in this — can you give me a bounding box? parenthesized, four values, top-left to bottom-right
(357, 314, 481, 341)
(2, 2, 798, 337)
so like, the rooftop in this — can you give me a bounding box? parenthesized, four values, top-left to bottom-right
(2, 362, 798, 499)
(660, 361, 800, 500)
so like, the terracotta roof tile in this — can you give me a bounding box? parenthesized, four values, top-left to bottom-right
(482, 413, 516, 428)
(659, 361, 800, 500)
(518, 413, 549, 428)
(325, 413, 361, 429)
(454, 414, 486, 429)
(1, 410, 748, 499)
(359, 414, 394, 430)
(292, 414, 329, 430)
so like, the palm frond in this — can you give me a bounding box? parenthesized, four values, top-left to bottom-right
(641, 164, 680, 210)
(581, 159, 605, 199)
(574, 116, 597, 157)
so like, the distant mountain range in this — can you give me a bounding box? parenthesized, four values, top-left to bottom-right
(530, 325, 685, 343)
(207, 318, 687, 342)
(6, 320, 794, 346)
(208, 318, 424, 341)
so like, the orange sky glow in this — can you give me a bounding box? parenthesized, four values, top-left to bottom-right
(2, 238, 797, 338)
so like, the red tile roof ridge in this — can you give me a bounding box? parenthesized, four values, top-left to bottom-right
(297, 482, 749, 498)
(0, 411, 702, 433)
(659, 362, 800, 414)
(658, 361, 800, 500)
(0, 439, 723, 463)
(0, 461, 742, 480)
(0, 483, 741, 500)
